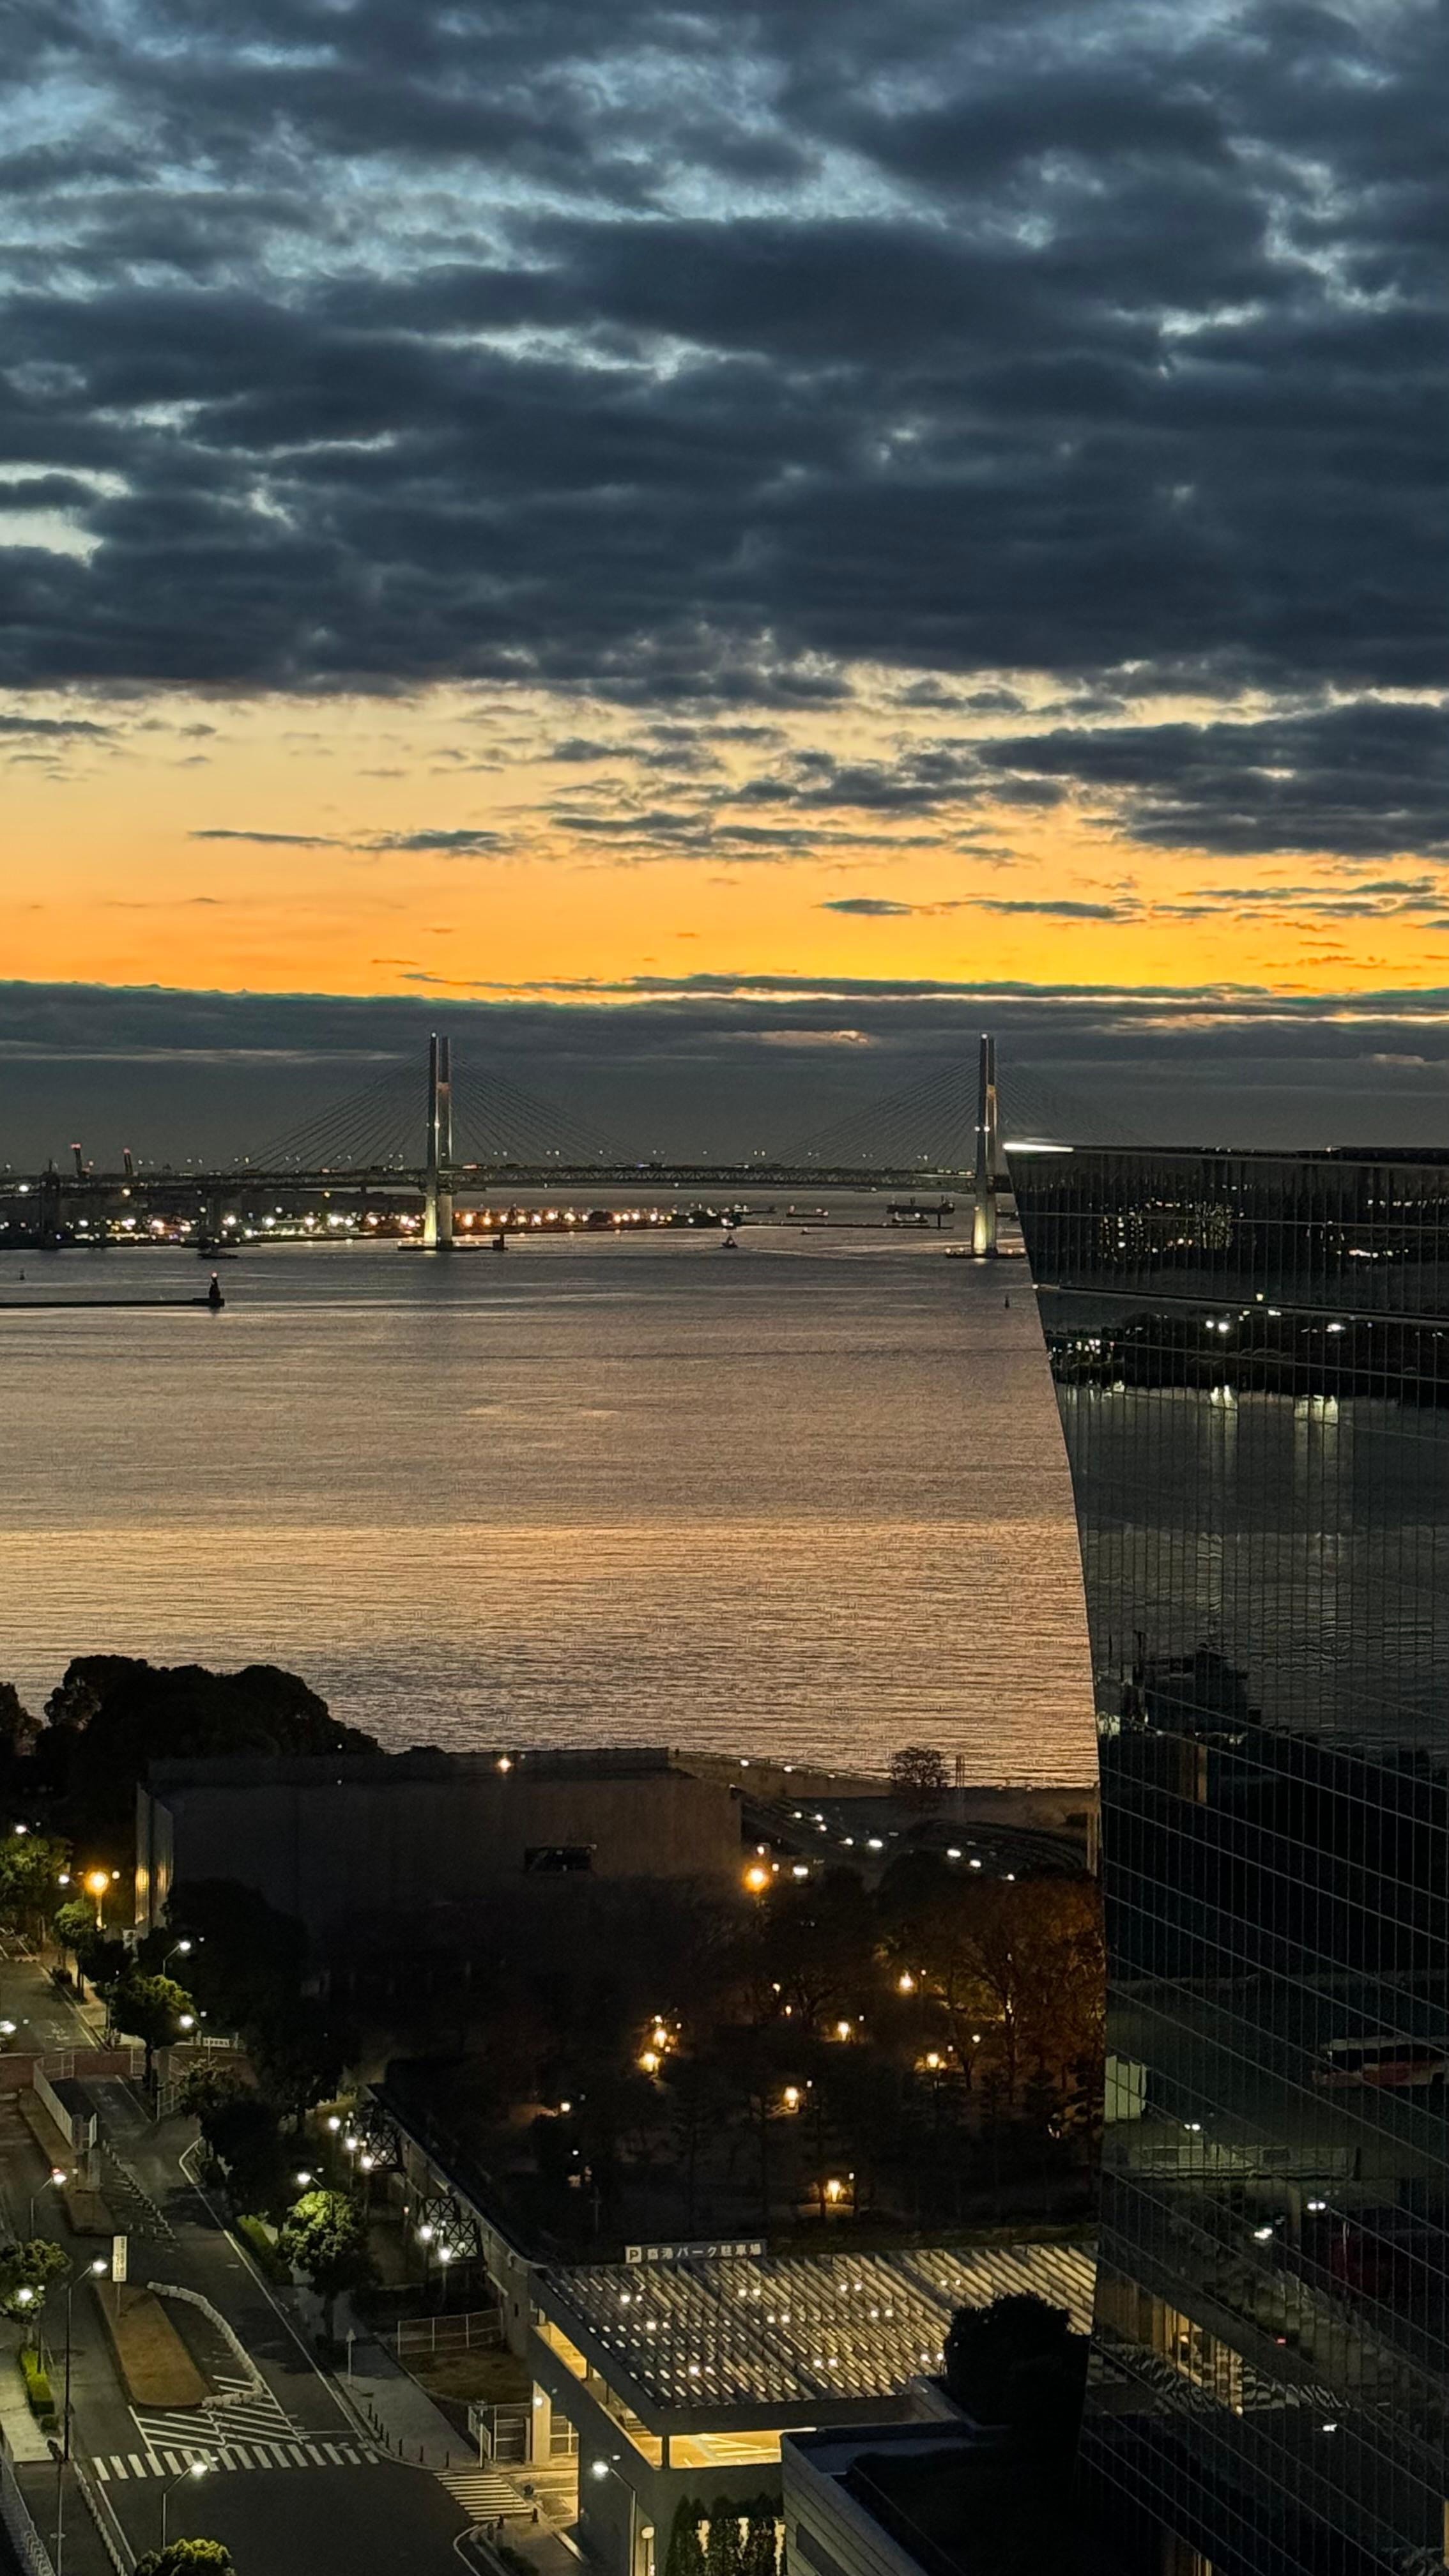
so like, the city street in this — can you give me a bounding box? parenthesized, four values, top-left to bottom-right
(0, 1947, 476, 2576)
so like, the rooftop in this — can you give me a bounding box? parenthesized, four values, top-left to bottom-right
(534, 2240, 1094, 2432)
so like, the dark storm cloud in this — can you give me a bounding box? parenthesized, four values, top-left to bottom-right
(977, 700, 1449, 859)
(0, 0, 1442, 732)
(10, 974, 1449, 1163)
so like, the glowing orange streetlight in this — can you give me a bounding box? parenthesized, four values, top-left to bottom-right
(83, 1869, 110, 1929)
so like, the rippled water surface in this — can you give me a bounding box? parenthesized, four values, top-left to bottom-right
(1, 1226, 1095, 1779)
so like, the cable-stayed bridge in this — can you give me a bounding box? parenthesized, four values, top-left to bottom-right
(1, 1036, 1100, 1248)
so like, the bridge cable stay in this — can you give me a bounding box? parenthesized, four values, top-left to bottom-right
(448, 1064, 631, 1170)
(777, 1055, 1147, 1170)
(236, 1059, 422, 1172)
(779, 1062, 977, 1172)
(995, 1064, 1149, 1151)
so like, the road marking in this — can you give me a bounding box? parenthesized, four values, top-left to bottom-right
(99, 2442, 386, 2481)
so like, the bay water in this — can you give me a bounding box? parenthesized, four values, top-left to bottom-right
(0, 1217, 1096, 1781)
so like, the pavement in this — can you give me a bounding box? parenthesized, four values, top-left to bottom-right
(0, 1945, 480, 2576)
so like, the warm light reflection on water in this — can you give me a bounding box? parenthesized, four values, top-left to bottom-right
(0, 1225, 1095, 1779)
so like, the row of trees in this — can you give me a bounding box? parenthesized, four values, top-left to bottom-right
(663, 2496, 779, 2576)
(388, 1846, 1103, 2248)
(182, 2062, 374, 2338)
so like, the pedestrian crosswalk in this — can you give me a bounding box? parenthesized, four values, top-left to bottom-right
(100, 2373, 383, 2480)
(437, 2462, 576, 2526)
(438, 2467, 532, 2520)
(93, 2435, 380, 2481)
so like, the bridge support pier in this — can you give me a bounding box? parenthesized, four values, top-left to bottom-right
(424, 1032, 454, 1250)
(972, 1032, 999, 1257)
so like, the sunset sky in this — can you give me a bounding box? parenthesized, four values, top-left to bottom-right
(3, 0, 1445, 1156)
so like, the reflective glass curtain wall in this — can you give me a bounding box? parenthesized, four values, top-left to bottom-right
(1012, 1147, 1449, 2576)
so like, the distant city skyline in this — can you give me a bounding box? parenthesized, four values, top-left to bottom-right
(3, 2, 1445, 1150)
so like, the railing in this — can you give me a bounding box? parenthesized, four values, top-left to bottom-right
(395, 2308, 503, 2360)
(0, 2432, 55, 2576)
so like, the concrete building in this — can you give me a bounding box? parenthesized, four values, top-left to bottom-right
(522, 2239, 1091, 2576)
(134, 1746, 743, 1939)
(784, 2423, 985, 2576)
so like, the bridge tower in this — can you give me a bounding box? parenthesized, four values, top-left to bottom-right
(972, 1031, 999, 1257)
(423, 1032, 454, 1249)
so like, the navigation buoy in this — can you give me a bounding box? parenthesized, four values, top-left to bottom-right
(207, 1273, 225, 1310)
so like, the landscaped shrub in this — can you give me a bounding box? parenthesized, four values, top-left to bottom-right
(20, 2347, 56, 2428)
(234, 2214, 291, 2283)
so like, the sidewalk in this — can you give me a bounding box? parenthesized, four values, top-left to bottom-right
(13, 2461, 116, 2576)
(0, 2359, 52, 2466)
(291, 2286, 475, 2473)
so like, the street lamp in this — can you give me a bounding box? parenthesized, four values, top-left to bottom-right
(161, 2458, 213, 2550)
(588, 2454, 638, 2572)
(63, 2260, 108, 2465)
(164, 1939, 194, 1971)
(29, 2170, 66, 2233)
(82, 1871, 109, 1932)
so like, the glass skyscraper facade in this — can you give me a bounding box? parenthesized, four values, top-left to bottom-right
(1011, 1147, 1449, 2576)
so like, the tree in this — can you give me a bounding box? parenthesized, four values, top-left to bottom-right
(201, 2092, 288, 2214)
(176, 2060, 251, 2126)
(879, 1857, 1104, 2104)
(244, 1998, 349, 2127)
(0, 1682, 38, 1759)
(112, 1972, 196, 2080)
(705, 2501, 742, 2576)
(740, 2499, 779, 2576)
(135, 2543, 234, 2576)
(164, 1878, 310, 2033)
(0, 1832, 69, 1935)
(943, 2296, 1087, 2446)
(277, 2189, 375, 2338)
(51, 1900, 126, 2002)
(663, 2499, 707, 2576)
(755, 1868, 876, 2028)
(889, 1745, 949, 1808)
(0, 2238, 68, 2323)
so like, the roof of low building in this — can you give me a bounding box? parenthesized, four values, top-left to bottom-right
(534, 2239, 1094, 2429)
